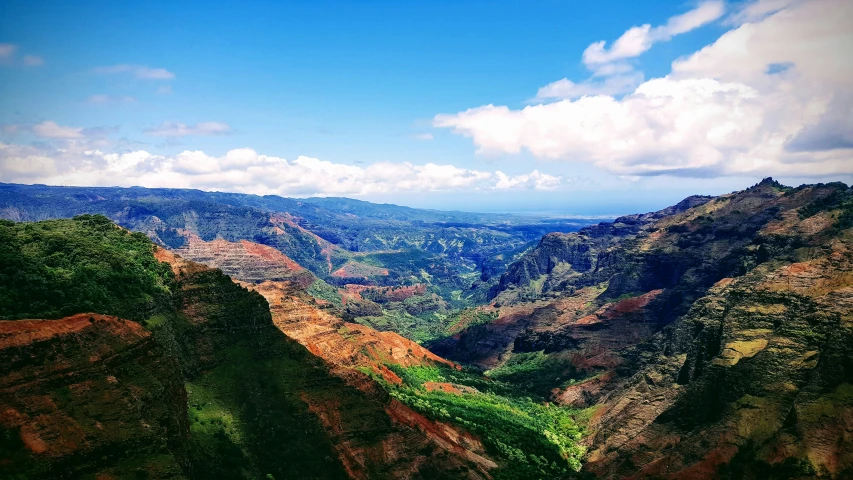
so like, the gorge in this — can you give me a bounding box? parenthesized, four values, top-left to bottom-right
(1, 178, 851, 479)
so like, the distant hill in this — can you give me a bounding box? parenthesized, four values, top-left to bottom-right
(0, 182, 601, 342)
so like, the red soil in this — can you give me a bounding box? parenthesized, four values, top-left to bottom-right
(343, 283, 426, 302)
(0, 314, 147, 350)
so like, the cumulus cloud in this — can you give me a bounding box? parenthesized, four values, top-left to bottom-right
(436, 0, 853, 178)
(144, 121, 232, 137)
(495, 170, 560, 190)
(725, 0, 796, 25)
(536, 1, 724, 100)
(0, 144, 563, 196)
(93, 64, 175, 80)
(536, 73, 644, 100)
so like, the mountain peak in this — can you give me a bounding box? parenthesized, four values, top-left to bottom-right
(754, 177, 785, 189)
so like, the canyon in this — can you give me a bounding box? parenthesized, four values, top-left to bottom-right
(1, 179, 852, 479)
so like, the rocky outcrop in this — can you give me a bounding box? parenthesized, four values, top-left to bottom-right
(492, 194, 713, 301)
(238, 281, 492, 479)
(584, 237, 853, 479)
(172, 234, 316, 287)
(0, 314, 189, 479)
(155, 250, 493, 480)
(245, 280, 456, 380)
(445, 179, 853, 478)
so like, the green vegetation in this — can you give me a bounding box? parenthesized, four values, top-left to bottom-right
(184, 340, 351, 480)
(795, 183, 853, 230)
(379, 364, 589, 479)
(444, 308, 499, 335)
(356, 307, 498, 345)
(0, 215, 174, 320)
(305, 278, 343, 305)
(0, 216, 354, 479)
(355, 310, 448, 344)
(486, 351, 585, 398)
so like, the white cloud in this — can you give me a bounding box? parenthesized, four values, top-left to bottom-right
(495, 170, 561, 190)
(93, 64, 175, 80)
(536, 73, 644, 100)
(583, 1, 725, 67)
(87, 94, 136, 104)
(31, 121, 84, 139)
(536, 1, 724, 100)
(725, 0, 796, 25)
(144, 121, 232, 137)
(22, 54, 43, 66)
(0, 144, 564, 196)
(436, 0, 853, 179)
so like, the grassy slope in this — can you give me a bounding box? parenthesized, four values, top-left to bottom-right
(375, 363, 591, 479)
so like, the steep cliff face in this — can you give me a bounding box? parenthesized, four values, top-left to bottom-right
(150, 248, 353, 480)
(442, 179, 853, 478)
(492, 195, 713, 302)
(584, 242, 853, 478)
(240, 280, 496, 479)
(581, 183, 853, 479)
(156, 248, 495, 480)
(171, 233, 315, 286)
(0, 216, 352, 479)
(0, 314, 189, 479)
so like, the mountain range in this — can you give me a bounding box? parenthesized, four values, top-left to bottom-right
(1, 178, 851, 479)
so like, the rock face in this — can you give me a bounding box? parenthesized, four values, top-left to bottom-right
(157, 237, 495, 478)
(492, 194, 714, 302)
(172, 233, 316, 287)
(148, 246, 494, 480)
(443, 179, 853, 478)
(0, 314, 189, 479)
(0, 218, 348, 479)
(585, 244, 853, 478)
(247, 280, 454, 376)
(241, 279, 495, 479)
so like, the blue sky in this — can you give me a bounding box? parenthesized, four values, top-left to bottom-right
(1, 0, 851, 214)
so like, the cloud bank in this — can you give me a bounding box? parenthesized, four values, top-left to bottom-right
(436, 0, 853, 178)
(0, 143, 562, 196)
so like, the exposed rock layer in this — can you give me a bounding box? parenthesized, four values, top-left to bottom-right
(444, 179, 853, 478)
